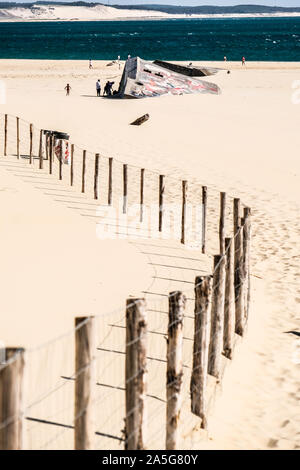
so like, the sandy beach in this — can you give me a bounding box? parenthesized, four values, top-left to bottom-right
(0, 59, 299, 450)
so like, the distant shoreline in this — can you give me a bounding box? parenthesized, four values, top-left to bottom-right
(1, 13, 300, 23)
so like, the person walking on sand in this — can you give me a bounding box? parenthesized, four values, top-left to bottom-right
(242, 56, 246, 66)
(96, 79, 101, 97)
(65, 83, 71, 96)
(89, 59, 93, 69)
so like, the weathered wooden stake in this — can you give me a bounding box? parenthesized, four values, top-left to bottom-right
(38, 129, 43, 169)
(70, 144, 74, 186)
(123, 164, 128, 214)
(45, 133, 49, 161)
(243, 207, 251, 322)
(159, 175, 165, 232)
(223, 238, 234, 359)
(140, 168, 145, 223)
(74, 316, 95, 450)
(219, 192, 226, 255)
(190, 276, 212, 429)
(29, 124, 33, 164)
(4, 114, 7, 156)
(16, 117, 20, 159)
(49, 135, 53, 175)
(94, 153, 99, 200)
(108, 157, 113, 205)
(234, 198, 244, 336)
(81, 150, 86, 193)
(166, 291, 185, 450)
(202, 186, 207, 254)
(58, 140, 63, 180)
(233, 197, 241, 292)
(0, 348, 25, 450)
(181, 180, 187, 244)
(208, 255, 226, 378)
(125, 298, 147, 450)
(237, 219, 246, 335)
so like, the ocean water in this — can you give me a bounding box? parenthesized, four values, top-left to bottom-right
(0, 17, 299, 61)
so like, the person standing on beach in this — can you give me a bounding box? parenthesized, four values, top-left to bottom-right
(224, 56, 227, 62)
(96, 79, 101, 97)
(89, 59, 93, 69)
(64, 83, 71, 96)
(242, 56, 246, 66)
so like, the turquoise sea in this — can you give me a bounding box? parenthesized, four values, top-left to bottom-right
(0, 17, 299, 61)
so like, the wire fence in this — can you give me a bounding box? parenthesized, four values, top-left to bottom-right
(0, 112, 251, 450)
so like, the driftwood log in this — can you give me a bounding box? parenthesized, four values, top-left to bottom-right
(130, 114, 149, 126)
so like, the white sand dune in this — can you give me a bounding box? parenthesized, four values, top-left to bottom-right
(0, 4, 170, 21)
(0, 5, 299, 21)
(0, 60, 299, 449)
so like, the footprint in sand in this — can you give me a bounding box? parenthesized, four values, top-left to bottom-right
(267, 438, 278, 448)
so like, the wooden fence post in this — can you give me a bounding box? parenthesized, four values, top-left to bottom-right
(108, 157, 113, 205)
(70, 144, 74, 186)
(166, 291, 185, 450)
(38, 129, 43, 169)
(208, 254, 226, 378)
(159, 175, 165, 232)
(94, 153, 99, 200)
(4, 114, 7, 156)
(219, 192, 226, 255)
(29, 124, 33, 164)
(45, 133, 48, 161)
(223, 238, 234, 359)
(233, 197, 241, 297)
(123, 164, 128, 214)
(190, 275, 212, 429)
(81, 150, 86, 193)
(181, 180, 187, 244)
(74, 316, 95, 450)
(125, 298, 147, 450)
(202, 186, 207, 254)
(49, 134, 53, 175)
(16, 117, 20, 159)
(58, 140, 63, 180)
(233, 198, 244, 336)
(0, 347, 25, 450)
(238, 218, 246, 334)
(234, 198, 244, 336)
(140, 168, 145, 223)
(243, 207, 251, 321)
